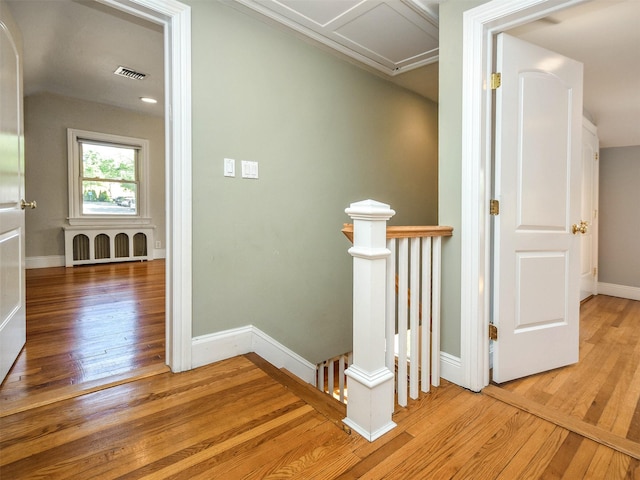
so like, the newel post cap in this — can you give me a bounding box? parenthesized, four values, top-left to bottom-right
(345, 199, 396, 221)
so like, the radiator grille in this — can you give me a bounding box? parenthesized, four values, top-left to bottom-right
(115, 233, 129, 258)
(64, 227, 154, 267)
(95, 234, 110, 259)
(73, 234, 90, 261)
(134, 233, 147, 256)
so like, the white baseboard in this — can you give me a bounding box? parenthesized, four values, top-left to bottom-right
(27, 254, 166, 270)
(598, 283, 640, 301)
(192, 325, 253, 368)
(251, 328, 317, 384)
(440, 351, 463, 387)
(26, 255, 65, 269)
(191, 325, 317, 385)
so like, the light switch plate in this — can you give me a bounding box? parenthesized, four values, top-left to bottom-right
(241, 160, 259, 179)
(224, 158, 235, 177)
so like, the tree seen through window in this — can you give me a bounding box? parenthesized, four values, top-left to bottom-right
(81, 142, 138, 215)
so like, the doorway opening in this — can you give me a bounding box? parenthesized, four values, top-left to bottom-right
(0, 0, 191, 407)
(460, 0, 592, 392)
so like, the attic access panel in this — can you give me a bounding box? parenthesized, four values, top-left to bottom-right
(233, 0, 439, 75)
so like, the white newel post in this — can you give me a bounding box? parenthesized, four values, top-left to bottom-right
(344, 199, 396, 441)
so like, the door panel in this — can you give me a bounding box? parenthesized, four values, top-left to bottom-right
(492, 33, 583, 383)
(517, 73, 569, 231)
(0, 17, 25, 384)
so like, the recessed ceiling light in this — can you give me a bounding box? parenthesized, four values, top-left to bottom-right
(140, 97, 157, 104)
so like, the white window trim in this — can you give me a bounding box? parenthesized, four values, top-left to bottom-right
(67, 128, 152, 226)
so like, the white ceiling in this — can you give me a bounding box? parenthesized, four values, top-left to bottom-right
(5, 0, 639, 147)
(508, 0, 640, 148)
(232, 0, 441, 75)
(5, 0, 164, 117)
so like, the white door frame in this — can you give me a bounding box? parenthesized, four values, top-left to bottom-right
(460, 0, 588, 391)
(101, 0, 192, 372)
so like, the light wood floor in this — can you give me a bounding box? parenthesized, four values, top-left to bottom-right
(1, 266, 639, 478)
(1, 352, 639, 479)
(488, 295, 640, 452)
(0, 260, 167, 415)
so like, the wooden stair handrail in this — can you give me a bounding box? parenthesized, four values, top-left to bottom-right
(341, 223, 453, 243)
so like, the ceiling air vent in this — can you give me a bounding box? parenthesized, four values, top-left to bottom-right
(113, 66, 147, 80)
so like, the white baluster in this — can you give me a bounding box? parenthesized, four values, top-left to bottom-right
(421, 237, 432, 392)
(385, 239, 396, 372)
(431, 236, 442, 387)
(328, 359, 335, 398)
(318, 363, 325, 392)
(409, 237, 420, 400)
(397, 237, 408, 407)
(338, 355, 346, 403)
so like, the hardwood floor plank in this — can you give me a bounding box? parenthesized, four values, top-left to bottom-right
(507, 425, 569, 480)
(627, 391, 640, 443)
(2, 289, 639, 478)
(560, 434, 599, 479)
(104, 400, 314, 480)
(1, 260, 166, 411)
(244, 352, 347, 429)
(251, 430, 355, 479)
(2, 354, 639, 479)
(0, 362, 169, 417)
(582, 354, 628, 425)
(451, 411, 541, 479)
(135, 404, 315, 480)
(0, 361, 267, 463)
(583, 444, 618, 479)
(490, 295, 640, 463)
(543, 432, 585, 479)
(187, 415, 333, 480)
(601, 356, 640, 435)
(335, 432, 413, 480)
(361, 398, 509, 478)
(483, 384, 640, 459)
(494, 422, 564, 479)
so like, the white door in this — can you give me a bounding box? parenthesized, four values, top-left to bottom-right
(492, 33, 583, 384)
(0, 16, 26, 383)
(579, 119, 599, 301)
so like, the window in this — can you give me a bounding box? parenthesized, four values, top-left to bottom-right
(68, 129, 150, 225)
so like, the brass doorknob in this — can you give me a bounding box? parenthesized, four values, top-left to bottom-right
(571, 220, 588, 235)
(20, 199, 37, 210)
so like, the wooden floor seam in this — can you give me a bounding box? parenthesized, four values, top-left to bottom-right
(0, 363, 170, 418)
(483, 384, 640, 460)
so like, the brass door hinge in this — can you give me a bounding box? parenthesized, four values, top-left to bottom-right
(490, 199, 500, 216)
(489, 324, 498, 341)
(595, 152, 599, 161)
(491, 72, 502, 90)
(593, 267, 598, 276)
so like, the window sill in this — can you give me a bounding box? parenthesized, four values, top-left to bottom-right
(67, 216, 153, 227)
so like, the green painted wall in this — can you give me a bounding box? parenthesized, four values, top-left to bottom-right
(438, 0, 490, 357)
(185, 1, 438, 363)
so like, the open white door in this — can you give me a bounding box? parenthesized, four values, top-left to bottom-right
(579, 119, 599, 301)
(492, 33, 583, 384)
(0, 13, 27, 384)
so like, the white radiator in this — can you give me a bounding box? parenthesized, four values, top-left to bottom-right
(63, 225, 154, 267)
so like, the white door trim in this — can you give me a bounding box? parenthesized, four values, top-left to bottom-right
(460, 0, 588, 391)
(101, 0, 192, 372)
